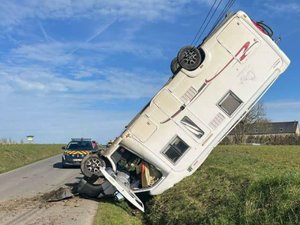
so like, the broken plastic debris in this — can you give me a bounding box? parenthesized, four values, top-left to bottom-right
(43, 187, 74, 202)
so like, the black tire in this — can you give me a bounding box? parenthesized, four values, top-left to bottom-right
(170, 57, 181, 75)
(177, 46, 202, 71)
(80, 154, 106, 178)
(84, 174, 106, 185)
(77, 178, 103, 198)
(61, 159, 67, 168)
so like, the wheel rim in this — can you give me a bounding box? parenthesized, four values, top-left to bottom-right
(177, 46, 202, 71)
(182, 49, 198, 65)
(86, 157, 103, 173)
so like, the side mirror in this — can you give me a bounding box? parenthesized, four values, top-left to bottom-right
(62, 146, 66, 150)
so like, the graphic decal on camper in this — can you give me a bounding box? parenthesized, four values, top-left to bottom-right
(205, 40, 258, 83)
(161, 40, 259, 124)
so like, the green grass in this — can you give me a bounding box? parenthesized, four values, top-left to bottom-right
(93, 145, 300, 225)
(93, 200, 143, 225)
(0, 144, 62, 173)
(145, 145, 300, 225)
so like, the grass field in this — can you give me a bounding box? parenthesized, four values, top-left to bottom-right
(1, 144, 299, 224)
(0, 144, 62, 173)
(93, 145, 300, 225)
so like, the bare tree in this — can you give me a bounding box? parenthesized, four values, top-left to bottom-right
(233, 102, 269, 144)
(1, 138, 8, 144)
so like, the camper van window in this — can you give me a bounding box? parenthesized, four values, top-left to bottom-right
(163, 136, 189, 163)
(218, 91, 243, 116)
(181, 116, 204, 138)
(111, 147, 162, 189)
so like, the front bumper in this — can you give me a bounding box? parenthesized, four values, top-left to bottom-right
(62, 159, 82, 166)
(62, 155, 85, 166)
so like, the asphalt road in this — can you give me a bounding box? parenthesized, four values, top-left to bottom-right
(0, 154, 81, 201)
(0, 154, 99, 225)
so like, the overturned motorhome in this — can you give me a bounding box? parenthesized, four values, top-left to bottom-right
(79, 11, 290, 212)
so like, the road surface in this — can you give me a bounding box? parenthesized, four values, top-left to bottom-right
(0, 155, 98, 225)
(0, 155, 82, 200)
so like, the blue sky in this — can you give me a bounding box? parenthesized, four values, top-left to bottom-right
(0, 0, 299, 144)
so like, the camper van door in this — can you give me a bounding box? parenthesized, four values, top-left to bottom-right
(100, 167, 145, 212)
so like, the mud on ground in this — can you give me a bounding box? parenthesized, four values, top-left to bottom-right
(0, 194, 98, 225)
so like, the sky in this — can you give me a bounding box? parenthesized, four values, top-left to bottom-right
(0, 0, 299, 144)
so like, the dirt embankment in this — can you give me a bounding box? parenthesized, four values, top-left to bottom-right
(0, 195, 98, 225)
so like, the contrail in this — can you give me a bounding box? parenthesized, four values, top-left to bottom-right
(69, 18, 118, 55)
(39, 22, 55, 42)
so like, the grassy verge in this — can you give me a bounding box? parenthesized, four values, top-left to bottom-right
(93, 200, 143, 225)
(145, 145, 300, 225)
(93, 145, 300, 225)
(0, 144, 62, 173)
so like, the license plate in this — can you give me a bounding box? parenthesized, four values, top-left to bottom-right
(73, 159, 81, 162)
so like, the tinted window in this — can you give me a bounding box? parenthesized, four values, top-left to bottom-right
(67, 141, 93, 150)
(163, 137, 189, 163)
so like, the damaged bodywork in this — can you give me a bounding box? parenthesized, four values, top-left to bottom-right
(78, 11, 290, 212)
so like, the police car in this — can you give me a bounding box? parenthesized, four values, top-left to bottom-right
(62, 138, 98, 167)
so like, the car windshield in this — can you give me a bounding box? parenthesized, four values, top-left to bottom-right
(67, 141, 94, 150)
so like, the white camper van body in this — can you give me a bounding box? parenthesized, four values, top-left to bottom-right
(83, 11, 290, 211)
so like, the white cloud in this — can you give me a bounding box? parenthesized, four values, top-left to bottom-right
(0, 1, 32, 27)
(0, 93, 134, 143)
(70, 18, 118, 55)
(0, 63, 166, 99)
(96, 68, 166, 99)
(80, 41, 166, 59)
(7, 37, 165, 68)
(11, 42, 74, 65)
(265, 101, 300, 109)
(0, 64, 166, 143)
(0, 0, 212, 28)
(264, 1, 300, 14)
(0, 0, 215, 143)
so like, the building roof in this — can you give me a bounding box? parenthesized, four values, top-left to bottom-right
(246, 121, 299, 135)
